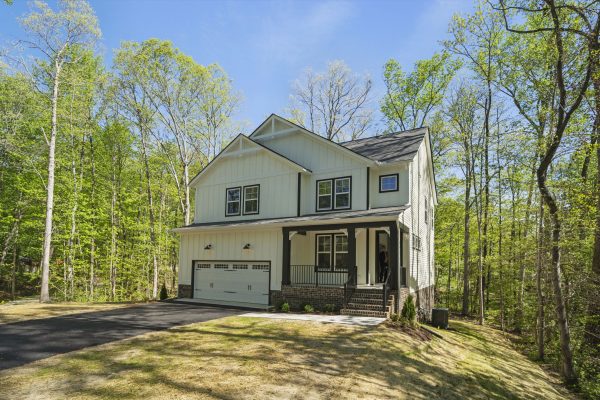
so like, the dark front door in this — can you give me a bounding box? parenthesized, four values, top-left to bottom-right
(375, 230, 390, 283)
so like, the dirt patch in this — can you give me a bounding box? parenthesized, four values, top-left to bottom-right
(383, 321, 434, 341)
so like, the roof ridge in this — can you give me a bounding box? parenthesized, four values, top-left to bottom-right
(339, 126, 428, 145)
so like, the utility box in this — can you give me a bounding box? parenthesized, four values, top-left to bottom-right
(431, 308, 449, 329)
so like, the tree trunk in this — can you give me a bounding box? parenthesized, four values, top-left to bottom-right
(586, 65, 600, 348)
(139, 128, 159, 299)
(40, 64, 61, 303)
(462, 160, 471, 316)
(536, 201, 545, 361)
(110, 156, 118, 302)
(537, 166, 576, 383)
(183, 162, 191, 226)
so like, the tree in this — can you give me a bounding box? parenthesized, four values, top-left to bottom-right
(382, 52, 460, 132)
(497, 0, 595, 384)
(289, 60, 373, 142)
(16, 0, 100, 302)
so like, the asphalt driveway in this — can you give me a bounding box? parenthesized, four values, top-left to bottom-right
(0, 302, 242, 370)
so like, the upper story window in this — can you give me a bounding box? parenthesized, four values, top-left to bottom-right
(243, 185, 260, 215)
(379, 174, 399, 192)
(225, 187, 241, 216)
(316, 177, 351, 212)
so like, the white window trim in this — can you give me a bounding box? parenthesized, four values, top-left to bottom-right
(334, 177, 351, 210)
(317, 180, 333, 211)
(225, 187, 241, 217)
(243, 185, 260, 215)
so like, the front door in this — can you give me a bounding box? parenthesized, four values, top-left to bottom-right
(375, 231, 390, 283)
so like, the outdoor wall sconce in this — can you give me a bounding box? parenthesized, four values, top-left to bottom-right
(243, 243, 251, 250)
(204, 244, 212, 250)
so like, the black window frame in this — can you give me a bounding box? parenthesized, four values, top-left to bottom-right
(379, 173, 399, 193)
(315, 176, 352, 212)
(243, 184, 260, 215)
(225, 186, 241, 217)
(315, 233, 349, 270)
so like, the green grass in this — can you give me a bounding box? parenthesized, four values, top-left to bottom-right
(0, 302, 132, 324)
(0, 316, 575, 399)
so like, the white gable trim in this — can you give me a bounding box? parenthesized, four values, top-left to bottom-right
(251, 114, 377, 166)
(189, 134, 311, 187)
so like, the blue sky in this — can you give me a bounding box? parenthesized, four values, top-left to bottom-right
(1, 0, 474, 132)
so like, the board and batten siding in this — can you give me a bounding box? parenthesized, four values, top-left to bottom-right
(193, 149, 300, 223)
(258, 133, 369, 214)
(178, 229, 283, 290)
(369, 165, 410, 208)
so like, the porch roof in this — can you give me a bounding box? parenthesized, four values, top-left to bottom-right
(172, 206, 409, 232)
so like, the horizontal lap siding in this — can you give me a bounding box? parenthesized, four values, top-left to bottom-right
(178, 229, 282, 290)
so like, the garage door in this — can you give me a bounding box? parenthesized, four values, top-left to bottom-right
(192, 261, 270, 305)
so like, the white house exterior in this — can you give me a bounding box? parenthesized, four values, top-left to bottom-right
(173, 114, 436, 317)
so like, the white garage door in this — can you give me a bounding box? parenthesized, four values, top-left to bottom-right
(192, 261, 270, 305)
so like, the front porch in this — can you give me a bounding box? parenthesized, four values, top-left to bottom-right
(276, 221, 409, 317)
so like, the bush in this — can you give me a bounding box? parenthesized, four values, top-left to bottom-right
(390, 313, 401, 322)
(280, 302, 290, 313)
(303, 304, 314, 313)
(400, 294, 417, 327)
(159, 284, 168, 300)
(323, 303, 336, 313)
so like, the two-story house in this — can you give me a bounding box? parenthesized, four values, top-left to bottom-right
(173, 114, 436, 317)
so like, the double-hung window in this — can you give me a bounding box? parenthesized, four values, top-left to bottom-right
(316, 233, 349, 270)
(316, 235, 332, 268)
(316, 177, 351, 211)
(243, 185, 259, 215)
(225, 187, 241, 216)
(317, 180, 332, 211)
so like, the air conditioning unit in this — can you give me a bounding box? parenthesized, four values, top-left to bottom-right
(431, 308, 448, 329)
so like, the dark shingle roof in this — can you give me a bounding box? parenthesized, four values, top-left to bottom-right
(340, 127, 427, 163)
(173, 206, 408, 231)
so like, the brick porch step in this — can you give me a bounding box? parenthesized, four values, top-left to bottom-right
(340, 308, 388, 318)
(346, 303, 391, 312)
(347, 297, 391, 305)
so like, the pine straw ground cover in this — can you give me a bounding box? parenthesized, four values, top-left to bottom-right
(0, 317, 574, 400)
(0, 302, 132, 324)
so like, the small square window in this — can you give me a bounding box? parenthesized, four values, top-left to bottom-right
(379, 174, 399, 192)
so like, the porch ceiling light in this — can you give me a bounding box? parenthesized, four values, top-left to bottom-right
(204, 244, 212, 250)
(243, 243, 251, 250)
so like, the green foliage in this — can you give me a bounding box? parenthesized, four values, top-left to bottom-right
(280, 302, 290, 313)
(323, 303, 336, 313)
(159, 284, 168, 300)
(400, 295, 417, 327)
(303, 304, 314, 313)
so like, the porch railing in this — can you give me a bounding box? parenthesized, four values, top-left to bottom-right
(289, 265, 351, 287)
(382, 269, 391, 312)
(343, 266, 358, 308)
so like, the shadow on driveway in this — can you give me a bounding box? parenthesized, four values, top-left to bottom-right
(0, 302, 242, 370)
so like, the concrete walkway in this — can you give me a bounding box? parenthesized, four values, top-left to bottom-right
(242, 312, 386, 326)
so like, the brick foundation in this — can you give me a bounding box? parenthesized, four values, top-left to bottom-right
(178, 284, 192, 298)
(271, 286, 346, 311)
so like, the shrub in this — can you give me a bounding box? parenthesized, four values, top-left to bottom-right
(303, 304, 314, 313)
(281, 302, 290, 313)
(390, 313, 401, 322)
(400, 295, 417, 327)
(159, 284, 168, 300)
(323, 303, 336, 313)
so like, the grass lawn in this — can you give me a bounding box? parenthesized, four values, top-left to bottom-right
(0, 316, 574, 400)
(0, 301, 132, 324)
